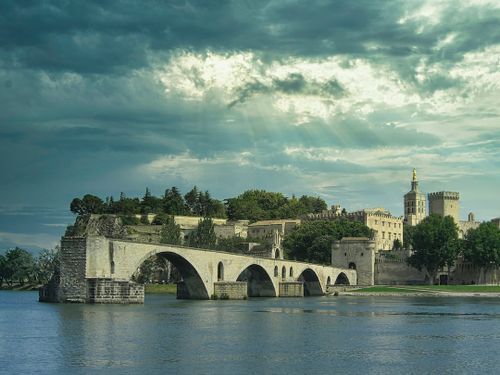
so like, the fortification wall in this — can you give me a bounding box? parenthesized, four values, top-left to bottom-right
(374, 260, 427, 285)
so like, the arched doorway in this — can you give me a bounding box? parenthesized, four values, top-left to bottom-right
(334, 272, 350, 285)
(217, 261, 224, 281)
(275, 249, 280, 259)
(348, 262, 357, 270)
(298, 268, 323, 296)
(289, 267, 293, 277)
(237, 264, 276, 297)
(134, 252, 209, 299)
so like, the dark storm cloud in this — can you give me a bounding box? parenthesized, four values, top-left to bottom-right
(2, 0, 498, 75)
(228, 73, 346, 107)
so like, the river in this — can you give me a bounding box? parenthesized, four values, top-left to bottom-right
(1, 291, 499, 374)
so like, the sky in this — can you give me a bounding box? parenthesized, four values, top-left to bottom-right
(0, 0, 499, 252)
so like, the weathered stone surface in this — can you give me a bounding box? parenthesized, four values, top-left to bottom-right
(42, 232, 356, 303)
(213, 281, 247, 299)
(87, 278, 144, 304)
(66, 214, 127, 238)
(332, 238, 375, 286)
(279, 282, 304, 297)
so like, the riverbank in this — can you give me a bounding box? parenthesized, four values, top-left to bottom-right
(337, 285, 500, 298)
(0, 284, 42, 291)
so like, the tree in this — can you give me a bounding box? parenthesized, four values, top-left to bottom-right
(463, 222, 500, 284)
(225, 190, 326, 222)
(403, 224, 415, 249)
(3, 248, 35, 285)
(140, 187, 162, 214)
(216, 236, 249, 253)
(70, 194, 104, 215)
(283, 220, 373, 264)
(185, 186, 200, 215)
(188, 218, 217, 249)
(35, 247, 60, 285)
(407, 214, 459, 284)
(0, 254, 6, 287)
(163, 187, 187, 215)
(159, 216, 182, 245)
(392, 238, 403, 251)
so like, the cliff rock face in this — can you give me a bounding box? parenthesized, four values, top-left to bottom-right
(65, 214, 127, 238)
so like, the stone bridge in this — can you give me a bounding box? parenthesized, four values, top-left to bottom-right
(40, 235, 356, 303)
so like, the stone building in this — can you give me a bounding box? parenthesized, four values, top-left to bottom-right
(247, 219, 301, 259)
(458, 212, 481, 239)
(428, 191, 460, 223)
(332, 237, 375, 285)
(347, 208, 403, 252)
(403, 168, 426, 226)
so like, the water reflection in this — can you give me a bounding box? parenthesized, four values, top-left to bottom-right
(1, 292, 500, 374)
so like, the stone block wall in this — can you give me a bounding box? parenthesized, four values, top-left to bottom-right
(374, 259, 427, 285)
(87, 278, 144, 303)
(213, 281, 247, 299)
(279, 281, 304, 297)
(332, 238, 375, 285)
(59, 237, 88, 302)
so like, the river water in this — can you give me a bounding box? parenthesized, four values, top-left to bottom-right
(0, 291, 499, 374)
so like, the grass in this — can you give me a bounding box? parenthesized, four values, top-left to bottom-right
(352, 286, 429, 293)
(144, 283, 177, 294)
(352, 285, 500, 293)
(405, 285, 500, 293)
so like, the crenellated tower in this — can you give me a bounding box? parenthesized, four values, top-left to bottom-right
(428, 191, 460, 224)
(404, 168, 426, 226)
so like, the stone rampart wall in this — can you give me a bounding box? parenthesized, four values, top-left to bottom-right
(375, 261, 426, 285)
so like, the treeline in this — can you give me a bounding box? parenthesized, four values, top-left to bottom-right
(0, 247, 59, 287)
(70, 186, 226, 219)
(407, 216, 500, 284)
(70, 188, 328, 222)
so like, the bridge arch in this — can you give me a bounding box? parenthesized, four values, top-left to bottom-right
(236, 264, 276, 297)
(134, 250, 209, 299)
(297, 268, 323, 296)
(334, 272, 350, 285)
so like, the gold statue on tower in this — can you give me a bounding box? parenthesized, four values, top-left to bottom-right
(412, 168, 417, 181)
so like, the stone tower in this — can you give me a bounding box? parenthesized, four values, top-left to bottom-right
(428, 191, 460, 223)
(404, 168, 426, 226)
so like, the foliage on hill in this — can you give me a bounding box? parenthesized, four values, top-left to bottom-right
(283, 220, 373, 264)
(70, 188, 327, 224)
(407, 214, 460, 284)
(225, 190, 327, 222)
(70, 186, 226, 219)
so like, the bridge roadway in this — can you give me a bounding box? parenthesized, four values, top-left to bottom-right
(48, 235, 357, 303)
(86, 236, 356, 299)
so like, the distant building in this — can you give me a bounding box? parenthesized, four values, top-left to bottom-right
(347, 208, 403, 252)
(458, 212, 481, 239)
(492, 218, 500, 229)
(403, 168, 426, 226)
(247, 219, 301, 259)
